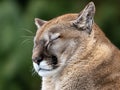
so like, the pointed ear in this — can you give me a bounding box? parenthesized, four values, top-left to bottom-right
(35, 18, 47, 29)
(72, 2, 95, 34)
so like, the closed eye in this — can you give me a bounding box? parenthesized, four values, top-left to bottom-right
(50, 33, 61, 41)
(52, 35, 61, 41)
(46, 33, 61, 50)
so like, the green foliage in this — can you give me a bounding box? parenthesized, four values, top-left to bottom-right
(0, 0, 120, 90)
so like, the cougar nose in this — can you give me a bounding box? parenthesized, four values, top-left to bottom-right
(32, 57, 43, 65)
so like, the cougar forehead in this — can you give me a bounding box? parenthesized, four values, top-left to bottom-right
(35, 14, 78, 37)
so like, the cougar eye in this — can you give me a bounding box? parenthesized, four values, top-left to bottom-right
(52, 35, 61, 41)
(51, 33, 61, 41)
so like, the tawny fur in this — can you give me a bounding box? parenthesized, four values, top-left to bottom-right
(32, 2, 120, 90)
(40, 21, 120, 90)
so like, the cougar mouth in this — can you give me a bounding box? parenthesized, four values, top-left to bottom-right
(51, 55, 58, 66)
(39, 55, 58, 71)
(33, 55, 59, 76)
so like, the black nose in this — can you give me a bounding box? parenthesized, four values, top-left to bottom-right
(32, 57, 43, 65)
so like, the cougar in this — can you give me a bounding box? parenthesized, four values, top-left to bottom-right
(32, 2, 120, 90)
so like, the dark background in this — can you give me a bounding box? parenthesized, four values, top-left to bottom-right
(0, 0, 120, 90)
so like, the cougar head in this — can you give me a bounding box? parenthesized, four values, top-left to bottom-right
(32, 2, 95, 77)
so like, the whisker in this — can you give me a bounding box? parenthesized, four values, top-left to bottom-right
(21, 39, 32, 45)
(21, 35, 34, 45)
(54, 62, 67, 66)
(21, 36, 34, 38)
(23, 28, 34, 34)
(32, 68, 37, 76)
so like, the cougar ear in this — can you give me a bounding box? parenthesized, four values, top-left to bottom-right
(35, 18, 47, 29)
(72, 2, 95, 34)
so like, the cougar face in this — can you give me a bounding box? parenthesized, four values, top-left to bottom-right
(32, 2, 95, 77)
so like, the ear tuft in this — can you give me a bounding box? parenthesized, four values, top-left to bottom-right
(72, 2, 95, 34)
(35, 18, 47, 29)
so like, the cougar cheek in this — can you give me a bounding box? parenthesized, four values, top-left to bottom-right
(50, 43, 67, 57)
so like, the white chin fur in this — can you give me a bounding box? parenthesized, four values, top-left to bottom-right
(33, 61, 64, 77)
(38, 67, 62, 77)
